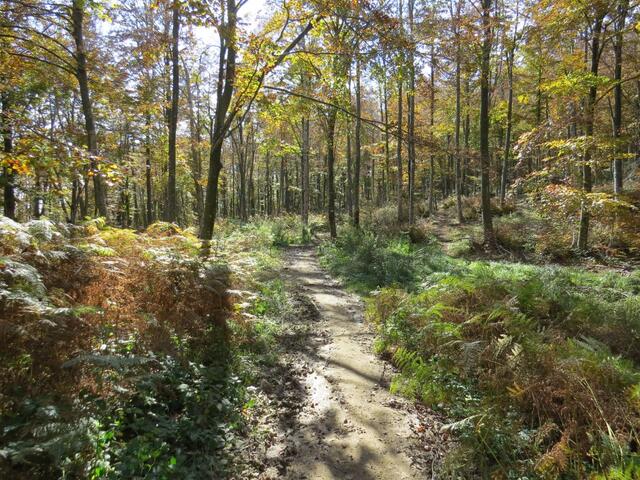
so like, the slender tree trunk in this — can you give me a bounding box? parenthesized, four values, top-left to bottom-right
(183, 61, 204, 222)
(480, 0, 495, 248)
(235, 122, 248, 221)
(613, 0, 628, 195)
(326, 109, 338, 239)
(454, 0, 463, 223)
(370, 145, 376, 206)
(346, 88, 353, 218)
(382, 65, 391, 203)
(499, 47, 515, 206)
(166, 0, 179, 222)
(353, 54, 362, 227)
(199, 2, 312, 240)
(1, 94, 16, 220)
(71, 179, 81, 223)
(33, 176, 43, 218)
(145, 114, 154, 226)
(301, 117, 310, 224)
(265, 152, 272, 216)
(636, 80, 639, 166)
(72, 0, 108, 219)
(500, 1, 519, 206)
(279, 155, 285, 214)
(300, 35, 311, 225)
(347, 126, 355, 213)
(429, 48, 436, 214)
(248, 132, 256, 216)
(200, 0, 237, 241)
(577, 14, 604, 250)
(407, 0, 416, 225)
(396, 0, 404, 223)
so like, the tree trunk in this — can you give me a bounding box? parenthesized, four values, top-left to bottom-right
(382, 64, 391, 203)
(499, 46, 515, 206)
(200, 0, 237, 241)
(577, 14, 604, 251)
(145, 114, 154, 226)
(1, 94, 16, 220)
(199, 3, 312, 240)
(480, 0, 495, 248)
(429, 48, 436, 214)
(265, 152, 272, 215)
(463, 75, 470, 195)
(407, 0, 416, 225)
(301, 116, 310, 224)
(346, 113, 353, 218)
(71, 0, 108, 219)
(235, 122, 248, 221)
(353, 54, 362, 227)
(396, 0, 404, 223)
(248, 133, 256, 217)
(500, 1, 519, 206)
(279, 155, 286, 214)
(183, 61, 204, 223)
(613, 0, 628, 195)
(326, 108, 338, 239)
(166, 1, 179, 222)
(453, 1, 463, 223)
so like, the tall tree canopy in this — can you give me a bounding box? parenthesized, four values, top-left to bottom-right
(0, 0, 638, 250)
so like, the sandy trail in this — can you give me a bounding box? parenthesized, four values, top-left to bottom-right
(280, 247, 425, 480)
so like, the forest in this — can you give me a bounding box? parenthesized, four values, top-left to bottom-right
(1, 0, 640, 478)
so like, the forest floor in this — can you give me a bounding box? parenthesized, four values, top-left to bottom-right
(257, 246, 452, 480)
(425, 210, 640, 273)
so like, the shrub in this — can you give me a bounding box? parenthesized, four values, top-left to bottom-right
(320, 228, 416, 291)
(369, 205, 403, 234)
(446, 238, 474, 257)
(268, 215, 313, 247)
(145, 222, 183, 237)
(333, 228, 640, 478)
(0, 218, 262, 479)
(445, 195, 516, 221)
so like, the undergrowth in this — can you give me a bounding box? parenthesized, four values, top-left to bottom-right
(0, 216, 289, 478)
(320, 225, 640, 479)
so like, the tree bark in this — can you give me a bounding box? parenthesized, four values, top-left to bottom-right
(382, 62, 391, 203)
(429, 47, 436, 214)
(499, 51, 514, 206)
(353, 53, 362, 227)
(407, 0, 416, 225)
(183, 60, 204, 223)
(200, 0, 237, 241)
(500, 0, 519, 207)
(453, 0, 463, 223)
(301, 116, 310, 224)
(1, 93, 16, 220)
(71, 0, 108, 219)
(145, 114, 154, 226)
(199, 6, 313, 240)
(326, 108, 338, 238)
(346, 75, 353, 218)
(577, 13, 604, 250)
(265, 152, 272, 216)
(480, 0, 495, 248)
(613, 0, 628, 195)
(396, 0, 404, 223)
(166, 0, 180, 222)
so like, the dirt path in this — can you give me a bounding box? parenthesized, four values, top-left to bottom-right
(275, 247, 441, 480)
